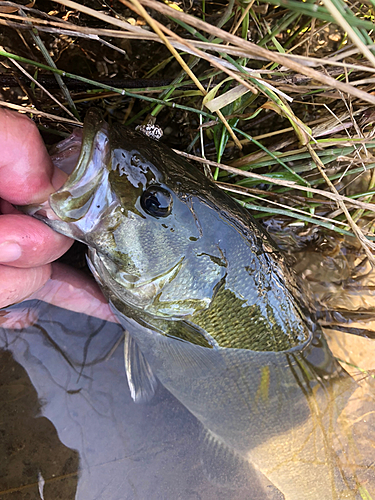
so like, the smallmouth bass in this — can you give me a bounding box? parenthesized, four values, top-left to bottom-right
(26, 109, 370, 499)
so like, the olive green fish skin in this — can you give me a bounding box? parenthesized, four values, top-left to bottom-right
(47, 108, 313, 353)
(29, 109, 361, 500)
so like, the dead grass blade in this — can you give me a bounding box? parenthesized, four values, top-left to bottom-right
(322, 0, 375, 69)
(175, 151, 375, 216)
(124, 0, 245, 149)
(138, 0, 375, 105)
(306, 142, 375, 264)
(0, 101, 83, 125)
(9, 59, 79, 121)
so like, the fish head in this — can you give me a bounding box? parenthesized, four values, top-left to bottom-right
(26, 109, 316, 353)
(37, 109, 228, 320)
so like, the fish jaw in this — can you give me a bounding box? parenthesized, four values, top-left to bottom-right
(22, 110, 118, 244)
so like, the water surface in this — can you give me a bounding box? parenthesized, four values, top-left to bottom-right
(0, 300, 280, 500)
(2, 241, 375, 499)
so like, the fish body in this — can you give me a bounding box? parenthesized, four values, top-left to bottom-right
(29, 109, 360, 499)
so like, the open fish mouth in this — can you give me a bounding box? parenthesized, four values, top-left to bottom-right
(21, 110, 112, 232)
(49, 109, 110, 224)
(49, 128, 83, 176)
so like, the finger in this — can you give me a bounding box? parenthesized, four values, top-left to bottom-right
(0, 263, 51, 309)
(31, 263, 118, 323)
(0, 109, 67, 205)
(0, 305, 39, 330)
(0, 214, 73, 267)
(0, 262, 118, 329)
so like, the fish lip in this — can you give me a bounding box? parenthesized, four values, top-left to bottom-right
(49, 109, 110, 223)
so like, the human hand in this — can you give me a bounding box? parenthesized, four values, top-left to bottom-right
(0, 109, 117, 325)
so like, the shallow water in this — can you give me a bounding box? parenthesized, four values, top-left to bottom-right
(0, 301, 281, 500)
(2, 242, 375, 499)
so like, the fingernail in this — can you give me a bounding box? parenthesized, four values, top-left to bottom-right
(0, 242, 22, 263)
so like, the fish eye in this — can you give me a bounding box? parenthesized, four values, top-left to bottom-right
(140, 186, 173, 218)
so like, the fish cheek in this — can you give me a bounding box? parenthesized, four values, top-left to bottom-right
(148, 249, 227, 317)
(146, 204, 228, 317)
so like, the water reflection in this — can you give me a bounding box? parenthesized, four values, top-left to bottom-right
(1, 299, 375, 500)
(0, 301, 278, 500)
(117, 308, 375, 500)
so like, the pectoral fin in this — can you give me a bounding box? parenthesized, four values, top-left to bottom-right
(124, 331, 158, 403)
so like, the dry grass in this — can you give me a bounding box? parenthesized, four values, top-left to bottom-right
(1, 0, 375, 263)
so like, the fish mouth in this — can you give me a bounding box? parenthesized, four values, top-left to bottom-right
(49, 108, 110, 223)
(20, 109, 111, 227)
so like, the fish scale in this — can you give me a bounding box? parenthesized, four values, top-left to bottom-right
(191, 285, 302, 350)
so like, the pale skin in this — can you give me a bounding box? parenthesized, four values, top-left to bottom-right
(0, 109, 117, 325)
